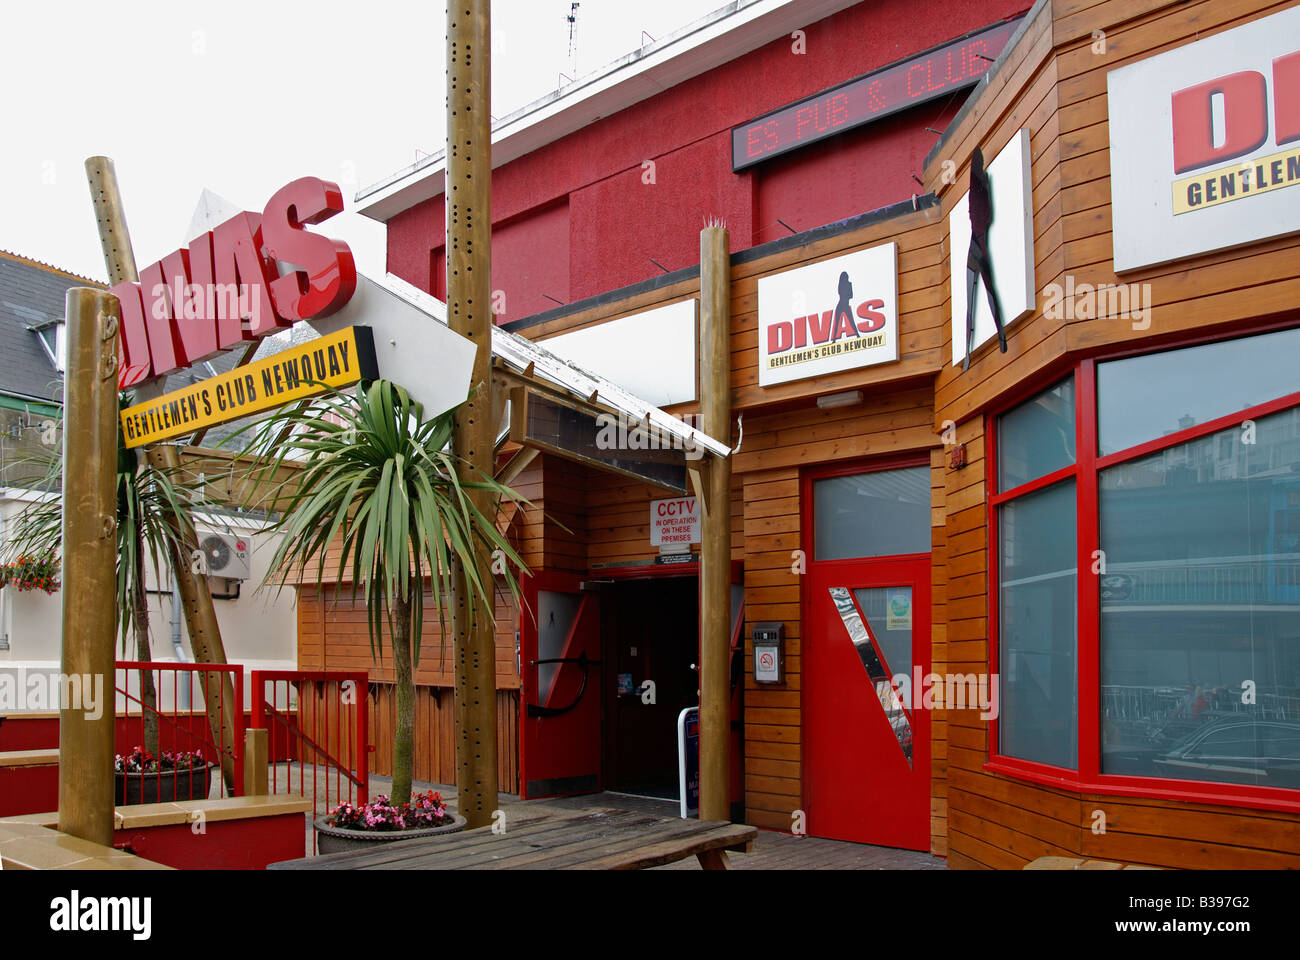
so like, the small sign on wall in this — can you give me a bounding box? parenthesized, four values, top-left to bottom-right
(757, 243, 899, 387)
(650, 496, 700, 549)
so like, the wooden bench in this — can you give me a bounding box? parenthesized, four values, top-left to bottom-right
(270, 806, 757, 871)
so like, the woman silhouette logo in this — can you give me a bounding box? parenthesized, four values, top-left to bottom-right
(963, 146, 1006, 370)
(832, 270, 858, 339)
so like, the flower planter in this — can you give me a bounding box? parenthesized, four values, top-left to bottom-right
(313, 813, 467, 855)
(114, 764, 213, 806)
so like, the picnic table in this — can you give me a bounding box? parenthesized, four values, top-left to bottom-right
(269, 805, 757, 870)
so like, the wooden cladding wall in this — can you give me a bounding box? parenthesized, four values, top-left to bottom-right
(298, 584, 521, 690)
(928, 0, 1300, 868)
(928, 445, 950, 856)
(740, 466, 801, 831)
(586, 468, 745, 569)
(364, 684, 521, 795)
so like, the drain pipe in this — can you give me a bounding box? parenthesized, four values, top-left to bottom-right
(170, 571, 192, 711)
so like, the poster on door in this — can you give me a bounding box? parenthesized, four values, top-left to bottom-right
(887, 588, 912, 631)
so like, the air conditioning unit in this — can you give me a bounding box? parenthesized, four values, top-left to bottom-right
(197, 532, 251, 580)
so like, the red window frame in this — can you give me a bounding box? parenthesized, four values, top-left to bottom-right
(985, 329, 1300, 814)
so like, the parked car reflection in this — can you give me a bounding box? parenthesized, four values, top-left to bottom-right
(1148, 718, 1300, 788)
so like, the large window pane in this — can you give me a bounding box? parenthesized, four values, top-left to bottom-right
(999, 480, 1077, 769)
(1098, 327, 1300, 457)
(1100, 407, 1300, 788)
(998, 377, 1076, 491)
(813, 467, 930, 561)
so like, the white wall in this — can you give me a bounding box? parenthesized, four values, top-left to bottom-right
(0, 494, 298, 712)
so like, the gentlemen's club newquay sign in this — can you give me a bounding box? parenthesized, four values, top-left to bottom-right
(114, 176, 476, 448)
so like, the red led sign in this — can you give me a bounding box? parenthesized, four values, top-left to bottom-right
(732, 18, 1023, 171)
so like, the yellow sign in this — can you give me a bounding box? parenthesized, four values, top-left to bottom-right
(120, 326, 377, 448)
(1172, 145, 1300, 215)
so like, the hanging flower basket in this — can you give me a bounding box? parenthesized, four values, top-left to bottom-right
(313, 791, 466, 854)
(0, 553, 61, 594)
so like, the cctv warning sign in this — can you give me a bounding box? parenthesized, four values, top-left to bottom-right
(650, 497, 700, 548)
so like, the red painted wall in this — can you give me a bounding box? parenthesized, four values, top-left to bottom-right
(116, 814, 306, 870)
(753, 99, 964, 243)
(569, 132, 752, 302)
(0, 763, 59, 817)
(387, 0, 1031, 318)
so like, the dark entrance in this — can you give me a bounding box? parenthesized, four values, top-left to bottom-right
(601, 576, 700, 799)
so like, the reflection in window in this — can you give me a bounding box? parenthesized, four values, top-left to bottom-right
(536, 591, 582, 704)
(998, 377, 1075, 491)
(1100, 408, 1300, 788)
(999, 480, 1078, 769)
(1097, 326, 1300, 457)
(813, 466, 931, 561)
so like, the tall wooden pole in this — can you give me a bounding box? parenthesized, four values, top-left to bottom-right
(84, 156, 239, 792)
(699, 225, 732, 822)
(446, 0, 498, 827)
(57, 287, 120, 847)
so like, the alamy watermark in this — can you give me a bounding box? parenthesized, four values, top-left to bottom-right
(888, 669, 1000, 720)
(595, 411, 705, 460)
(1042, 275, 1151, 330)
(148, 280, 264, 331)
(0, 667, 103, 719)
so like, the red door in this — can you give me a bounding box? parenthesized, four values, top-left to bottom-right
(806, 550, 931, 849)
(519, 571, 602, 798)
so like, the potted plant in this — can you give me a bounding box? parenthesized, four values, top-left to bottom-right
(114, 746, 213, 805)
(314, 790, 466, 854)
(233, 380, 529, 817)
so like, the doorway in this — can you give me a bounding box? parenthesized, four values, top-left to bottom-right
(803, 459, 933, 850)
(601, 576, 700, 799)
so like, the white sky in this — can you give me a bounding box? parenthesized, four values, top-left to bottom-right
(0, 0, 726, 284)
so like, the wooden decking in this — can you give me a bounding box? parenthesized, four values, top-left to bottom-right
(272, 805, 756, 870)
(322, 781, 947, 870)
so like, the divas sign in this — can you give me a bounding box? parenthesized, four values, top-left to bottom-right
(756, 243, 899, 388)
(1108, 6, 1300, 271)
(112, 176, 358, 387)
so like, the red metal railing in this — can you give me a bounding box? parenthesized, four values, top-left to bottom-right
(114, 661, 245, 800)
(250, 670, 369, 848)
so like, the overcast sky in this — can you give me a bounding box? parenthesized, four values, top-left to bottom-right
(0, 0, 726, 284)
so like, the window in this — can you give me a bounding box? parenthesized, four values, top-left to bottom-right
(991, 327, 1300, 805)
(813, 466, 930, 561)
(998, 376, 1075, 489)
(999, 479, 1077, 769)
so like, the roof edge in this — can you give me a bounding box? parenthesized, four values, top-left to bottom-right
(0, 250, 106, 288)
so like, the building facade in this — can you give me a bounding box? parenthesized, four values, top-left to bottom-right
(331, 0, 1300, 866)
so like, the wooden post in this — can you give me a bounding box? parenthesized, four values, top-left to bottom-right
(57, 287, 120, 847)
(84, 156, 239, 792)
(243, 727, 269, 796)
(699, 225, 732, 822)
(446, 0, 498, 828)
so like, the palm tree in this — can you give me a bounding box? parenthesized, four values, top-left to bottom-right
(3, 398, 195, 756)
(233, 380, 529, 806)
